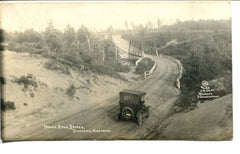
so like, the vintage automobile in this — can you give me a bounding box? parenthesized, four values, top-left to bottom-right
(117, 90, 150, 125)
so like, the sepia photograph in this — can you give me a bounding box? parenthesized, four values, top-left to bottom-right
(0, 1, 232, 141)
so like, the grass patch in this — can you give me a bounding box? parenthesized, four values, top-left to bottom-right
(44, 60, 70, 75)
(16, 75, 38, 89)
(171, 92, 198, 113)
(115, 63, 130, 73)
(91, 62, 129, 80)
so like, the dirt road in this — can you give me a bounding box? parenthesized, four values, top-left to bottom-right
(3, 36, 181, 140)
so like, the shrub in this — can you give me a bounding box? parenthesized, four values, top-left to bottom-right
(44, 60, 70, 74)
(16, 75, 38, 89)
(0, 76, 6, 84)
(30, 92, 35, 98)
(171, 91, 198, 113)
(92, 64, 114, 76)
(115, 63, 130, 73)
(124, 58, 138, 64)
(66, 84, 76, 97)
(1, 99, 16, 111)
(135, 58, 155, 74)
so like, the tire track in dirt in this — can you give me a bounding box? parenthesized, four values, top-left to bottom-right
(46, 56, 178, 140)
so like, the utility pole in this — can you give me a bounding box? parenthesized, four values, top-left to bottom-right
(153, 41, 158, 56)
(86, 34, 92, 52)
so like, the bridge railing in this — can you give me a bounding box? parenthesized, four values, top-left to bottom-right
(144, 60, 157, 79)
(135, 57, 144, 66)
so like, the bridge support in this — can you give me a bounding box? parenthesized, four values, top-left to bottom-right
(128, 40, 144, 57)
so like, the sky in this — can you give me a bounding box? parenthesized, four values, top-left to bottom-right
(0, 2, 231, 32)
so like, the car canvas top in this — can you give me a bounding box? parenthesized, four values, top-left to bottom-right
(119, 90, 146, 96)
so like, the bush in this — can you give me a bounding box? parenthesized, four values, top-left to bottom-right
(44, 60, 70, 74)
(92, 64, 114, 75)
(115, 63, 130, 73)
(30, 92, 35, 98)
(1, 76, 6, 84)
(171, 91, 198, 113)
(16, 75, 38, 89)
(1, 99, 16, 111)
(135, 58, 155, 74)
(66, 84, 76, 97)
(124, 58, 138, 64)
(63, 54, 84, 65)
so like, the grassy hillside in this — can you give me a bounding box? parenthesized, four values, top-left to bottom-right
(162, 32, 232, 112)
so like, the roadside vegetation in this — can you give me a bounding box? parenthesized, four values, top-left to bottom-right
(15, 75, 38, 89)
(4, 23, 128, 78)
(123, 19, 232, 112)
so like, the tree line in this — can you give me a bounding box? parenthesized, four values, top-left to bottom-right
(3, 23, 129, 77)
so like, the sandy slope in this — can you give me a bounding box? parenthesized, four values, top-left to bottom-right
(145, 94, 233, 140)
(1, 50, 136, 140)
(163, 94, 232, 140)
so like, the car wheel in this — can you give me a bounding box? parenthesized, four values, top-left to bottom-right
(137, 112, 143, 125)
(122, 107, 134, 120)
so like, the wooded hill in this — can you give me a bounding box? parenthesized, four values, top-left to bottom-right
(122, 19, 232, 112)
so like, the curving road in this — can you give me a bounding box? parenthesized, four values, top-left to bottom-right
(7, 35, 181, 140)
